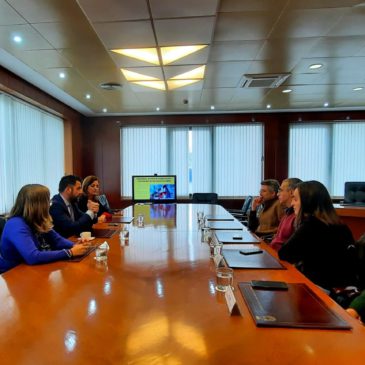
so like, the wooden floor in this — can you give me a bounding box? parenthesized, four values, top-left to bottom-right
(1, 203, 364, 365)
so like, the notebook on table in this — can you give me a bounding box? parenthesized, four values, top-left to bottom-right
(205, 215, 234, 221)
(110, 216, 134, 224)
(222, 249, 285, 269)
(92, 229, 117, 238)
(206, 220, 244, 230)
(238, 282, 352, 330)
(68, 245, 97, 262)
(215, 231, 260, 244)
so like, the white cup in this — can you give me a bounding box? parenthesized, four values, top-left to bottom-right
(80, 231, 92, 239)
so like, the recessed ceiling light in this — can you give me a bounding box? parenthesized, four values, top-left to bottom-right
(156, 107, 160, 111)
(59, 72, 66, 79)
(102, 108, 107, 113)
(309, 63, 323, 70)
(324, 102, 329, 107)
(85, 94, 91, 99)
(266, 104, 271, 109)
(13, 35, 22, 43)
(353, 87, 363, 91)
(210, 105, 215, 110)
(282, 89, 292, 93)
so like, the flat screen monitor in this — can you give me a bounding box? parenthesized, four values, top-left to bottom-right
(132, 175, 176, 202)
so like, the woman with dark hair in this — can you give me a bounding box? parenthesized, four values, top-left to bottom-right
(78, 176, 112, 223)
(278, 180, 356, 291)
(0, 184, 91, 274)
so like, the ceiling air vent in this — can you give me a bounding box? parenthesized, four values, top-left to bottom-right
(241, 73, 291, 88)
(99, 82, 123, 91)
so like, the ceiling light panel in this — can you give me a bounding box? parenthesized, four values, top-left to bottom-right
(132, 81, 166, 90)
(121, 69, 159, 81)
(167, 79, 201, 90)
(160, 45, 207, 65)
(170, 66, 206, 80)
(112, 48, 159, 65)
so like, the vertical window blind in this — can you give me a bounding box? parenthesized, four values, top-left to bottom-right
(289, 122, 365, 196)
(120, 124, 263, 198)
(0, 93, 64, 214)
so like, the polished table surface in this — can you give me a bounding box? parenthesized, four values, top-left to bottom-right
(1, 203, 365, 365)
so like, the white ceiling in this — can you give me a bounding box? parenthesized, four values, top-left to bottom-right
(1, 0, 365, 116)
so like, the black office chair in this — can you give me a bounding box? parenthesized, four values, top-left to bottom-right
(228, 196, 252, 225)
(344, 182, 365, 206)
(192, 193, 218, 204)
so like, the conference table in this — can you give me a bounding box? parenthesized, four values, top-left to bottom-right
(0, 203, 365, 365)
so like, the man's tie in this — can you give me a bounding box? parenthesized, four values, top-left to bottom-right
(67, 204, 75, 222)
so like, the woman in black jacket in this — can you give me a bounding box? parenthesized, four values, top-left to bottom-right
(279, 180, 356, 291)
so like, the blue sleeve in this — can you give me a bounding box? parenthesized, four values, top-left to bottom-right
(5, 218, 69, 265)
(44, 229, 73, 250)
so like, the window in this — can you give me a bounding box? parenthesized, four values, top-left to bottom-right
(0, 93, 64, 213)
(121, 124, 263, 198)
(289, 122, 365, 196)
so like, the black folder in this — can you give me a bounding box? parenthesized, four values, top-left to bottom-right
(205, 215, 234, 221)
(238, 282, 352, 330)
(215, 231, 260, 244)
(92, 229, 117, 238)
(223, 249, 284, 269)
(206, 220, 244, 230)
(110, 216, 134, 224)
(68, 245, 97, 262)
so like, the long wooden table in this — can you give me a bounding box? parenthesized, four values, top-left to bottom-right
(1, 203, 365, 365)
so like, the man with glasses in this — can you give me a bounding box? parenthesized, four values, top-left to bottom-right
(270, 178, 302, 251)
(248, 179, 284, 241)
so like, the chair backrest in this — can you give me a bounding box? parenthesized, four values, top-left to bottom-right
(192, 193, 218, 204)
(344, 182, 365, 205)
(241, 196, 253, 215)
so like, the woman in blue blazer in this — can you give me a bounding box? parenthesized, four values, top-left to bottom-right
(0, 184, 91, 274)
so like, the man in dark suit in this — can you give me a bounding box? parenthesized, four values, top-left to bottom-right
(50, 175, 99, 238)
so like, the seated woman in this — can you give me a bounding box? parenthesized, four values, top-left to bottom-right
(78, 175, 112, 223)
(278, 180, 357, 291)
(0, 184, 91, 274)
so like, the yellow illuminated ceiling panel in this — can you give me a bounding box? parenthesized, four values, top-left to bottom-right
(116, 45, 207, 90)
(132, 81, 166, 91)
(121, 69, 159, 81)
(170, 66, 206, 80)
(112, 48, 159, 65)
(167, 79, 201, 90)
(160, 45, 207, 65)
